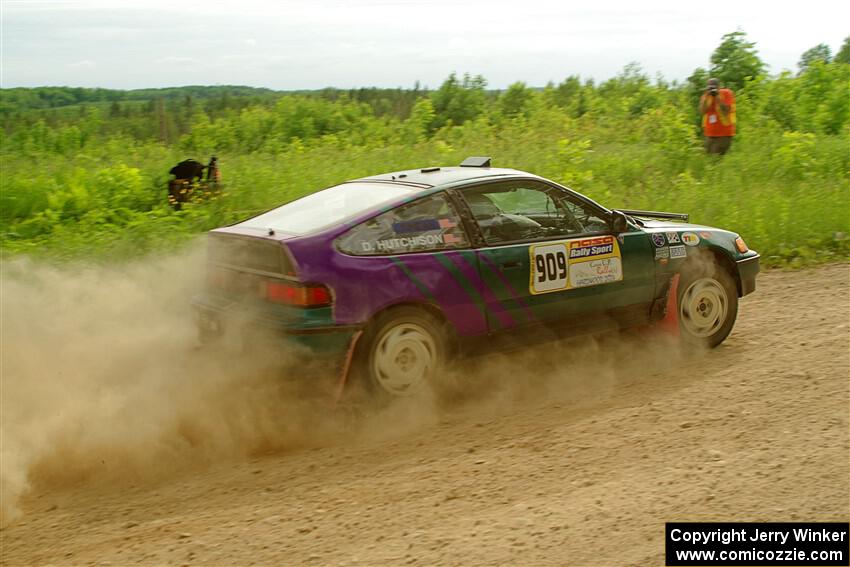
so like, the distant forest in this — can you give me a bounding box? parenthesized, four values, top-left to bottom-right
(2, 31, 849, 144)
(0, 83, 430, 120)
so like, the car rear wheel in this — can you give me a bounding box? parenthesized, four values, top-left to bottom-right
(361, 307, 448, 398)
(677, 263, 738, 348)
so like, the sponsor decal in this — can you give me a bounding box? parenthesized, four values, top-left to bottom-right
(392, 218, 458, 234)
(393, 219, 439, 233)
(530, 235, 622, 294)
(699, 231, 712, 239)
(669, 245, 687, 259)
(570, 257, 622, 288)
(665, 232, 681, 244)
(681, 232, 700, 246)
(652, 233, 666, 247)
(568, 236, 615, 259)
(655, 247, 670, 260)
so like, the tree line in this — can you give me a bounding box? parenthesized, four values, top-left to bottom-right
(3, 32, 848, 154)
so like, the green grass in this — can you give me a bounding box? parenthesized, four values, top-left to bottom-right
(1, 84, 848, 266)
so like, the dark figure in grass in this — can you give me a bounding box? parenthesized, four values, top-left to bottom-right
(206, 156, 220, 183)
(168, 158, 219, 210)
(169, 159, 206, 182)
(699, 78, 736, 155)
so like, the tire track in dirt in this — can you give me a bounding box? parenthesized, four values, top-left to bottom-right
(1, 263, 848, 566)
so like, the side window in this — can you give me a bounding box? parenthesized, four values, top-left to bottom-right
(336, 193, 469, 255)
(488, 187, 553, 216)
(563, 200, 610, 234)
(460, 182, 609, 245)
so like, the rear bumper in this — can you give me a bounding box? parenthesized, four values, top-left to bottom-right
(192, 292, 359, 356)
(736, 253, 760, 297)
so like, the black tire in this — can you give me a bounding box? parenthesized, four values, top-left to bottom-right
(677, 261, 739, 348)
(355, 306, 449, 399)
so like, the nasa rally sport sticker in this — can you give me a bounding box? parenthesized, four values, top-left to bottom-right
(682, 232, 700, 246)
(530, 235, 623, 294)
(665, 232, 681, 244)
(651, 233, 666, 247)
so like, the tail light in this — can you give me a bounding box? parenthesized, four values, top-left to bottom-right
(263, 280, 332, 307)
(734, 237, 749, 253)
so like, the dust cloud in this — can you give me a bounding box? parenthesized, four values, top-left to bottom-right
(0, 243, 687, 527)
(0, 244, 343, 526)
(447, 328, 686, 417)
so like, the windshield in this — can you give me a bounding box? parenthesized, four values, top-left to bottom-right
(237, 182, 420, 235)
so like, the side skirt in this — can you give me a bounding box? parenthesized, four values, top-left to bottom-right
(457, 302, 654, 357)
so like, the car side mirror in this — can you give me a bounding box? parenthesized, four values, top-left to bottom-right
(610, 211, 628, 234)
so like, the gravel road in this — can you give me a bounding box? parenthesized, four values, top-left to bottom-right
(2, 263, 848, 566)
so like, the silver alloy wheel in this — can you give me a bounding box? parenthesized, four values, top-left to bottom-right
(679, 276, 729, 338)
(372, 322, 437, 396)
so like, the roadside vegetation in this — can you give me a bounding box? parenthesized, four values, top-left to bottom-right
(2, 32, 848, 265)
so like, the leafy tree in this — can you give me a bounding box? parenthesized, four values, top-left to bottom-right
(599, 63, 662, 117)
(550, 76, 581, 108)
(499, 82, 534, 118)
(798, 43, 832, 73)
(430, 72, 488, 129)
(709, 30, 766, 91)
(546, 76, 593, 118)
(686, 67, 709, 100)
(403, 97, 436, 142)
(835, 36, 850, 64)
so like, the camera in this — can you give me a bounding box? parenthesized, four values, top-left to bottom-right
(707, 86, 719, 95)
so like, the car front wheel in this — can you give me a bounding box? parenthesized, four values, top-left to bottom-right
(677, 264, 739, 348)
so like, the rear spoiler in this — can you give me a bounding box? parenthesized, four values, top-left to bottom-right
(616, 209, 689, 222)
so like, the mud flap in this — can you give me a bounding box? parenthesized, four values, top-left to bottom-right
(657, 274, 680, 337)
(333, 330, 363, 406)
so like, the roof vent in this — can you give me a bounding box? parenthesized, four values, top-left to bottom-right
(460, 156, 491, 168)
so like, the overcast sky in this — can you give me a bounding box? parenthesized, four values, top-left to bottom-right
(1, 0, 848, 90)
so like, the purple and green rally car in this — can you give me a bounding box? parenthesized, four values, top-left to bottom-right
(193, 157, 759, 398)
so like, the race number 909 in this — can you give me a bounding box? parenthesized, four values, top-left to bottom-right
(530, 243, 569, 293)
(535, 252, 566, 282)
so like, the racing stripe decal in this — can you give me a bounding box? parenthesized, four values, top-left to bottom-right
(389, 257, 436, 302)
(433, 253, 498, 330)
(475, 252, 537, 325)
(390, 256, 485, 336)
(448, 253, 515, 329)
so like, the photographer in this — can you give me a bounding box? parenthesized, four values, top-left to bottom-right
(699, 78, 736, 155)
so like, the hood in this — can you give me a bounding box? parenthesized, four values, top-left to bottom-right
(638, 220, 738, 238)
(639, 220, 713, 231)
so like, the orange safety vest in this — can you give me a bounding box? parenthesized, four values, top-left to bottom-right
(701, 88, 736, 137)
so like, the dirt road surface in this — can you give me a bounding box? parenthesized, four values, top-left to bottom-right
(2, 263, 848, 566)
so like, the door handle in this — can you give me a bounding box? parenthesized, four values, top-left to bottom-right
(499, 261, 522, 270)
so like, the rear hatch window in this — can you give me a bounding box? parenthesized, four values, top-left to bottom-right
(236, 182, 420, 236)
(208, 233, 289, 274)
